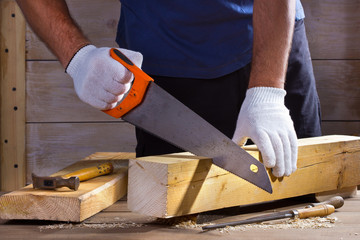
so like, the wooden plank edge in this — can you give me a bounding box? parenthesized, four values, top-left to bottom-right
(0, 169, 128, 222)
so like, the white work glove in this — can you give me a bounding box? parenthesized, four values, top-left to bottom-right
(232, 87, 298, 177)
(66, 45, 143, 110)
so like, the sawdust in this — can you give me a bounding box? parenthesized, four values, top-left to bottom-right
(38, 216, 337, 233)
(173, 220, 207, 230)
(38, 222, 144, 232)
(174, 216, 338, 233)
(154, 215, 197, 225)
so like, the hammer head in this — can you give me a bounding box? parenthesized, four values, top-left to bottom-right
(32, 173, 80, 191)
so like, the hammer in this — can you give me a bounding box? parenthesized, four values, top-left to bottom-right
(32, 162, 113, 191)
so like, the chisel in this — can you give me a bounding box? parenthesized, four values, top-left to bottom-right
(202, 203, 335, 230)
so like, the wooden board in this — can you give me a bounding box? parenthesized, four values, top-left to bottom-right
(0, 0, 26, 191)
(302, 0, 360, 59)
(313, 60, 360, 121)
(25, 60, 360, 123)
(26, 61, 118, 122)
(26, 122, 136, 184)
(0, 152, 134, 222)
(127, 135, 360, 218)
(25, 0, 120, 60)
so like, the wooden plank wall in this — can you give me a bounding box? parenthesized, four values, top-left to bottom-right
(12, 0, 360, 185)
(302, 0, 360, 135)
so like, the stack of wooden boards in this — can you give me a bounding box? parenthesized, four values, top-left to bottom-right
(0, 135, 359, 222)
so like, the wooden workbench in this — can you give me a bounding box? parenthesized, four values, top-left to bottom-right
(0, 191, 359, 239)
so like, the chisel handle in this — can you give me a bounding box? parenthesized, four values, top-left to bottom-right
(62, 162, 114, 181)
(294, 204, 335, 219)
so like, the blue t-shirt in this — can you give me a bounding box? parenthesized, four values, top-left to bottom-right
(116, 0, 305, 79)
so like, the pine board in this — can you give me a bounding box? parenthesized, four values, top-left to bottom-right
(0, 152, 134, 222)
(128, 135, 360, 218)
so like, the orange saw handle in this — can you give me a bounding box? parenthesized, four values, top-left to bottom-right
(102, 48, 154, 118)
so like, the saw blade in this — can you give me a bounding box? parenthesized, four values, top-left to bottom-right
(123, 82, 272, 193)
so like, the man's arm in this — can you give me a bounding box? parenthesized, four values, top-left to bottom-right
(16, 0, 143, 110)
(249, 0, 296, 88)
(232, 0, 298, 177)
(16, 0, 89, 68)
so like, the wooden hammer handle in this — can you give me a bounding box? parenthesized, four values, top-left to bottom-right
(62, 162, 113, 181)
(295, 204, 335, 219)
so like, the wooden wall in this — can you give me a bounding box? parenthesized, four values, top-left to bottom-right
(303, 0, 360, 135)
(1, 0, 360, 188)
(0, 0, 26, 190)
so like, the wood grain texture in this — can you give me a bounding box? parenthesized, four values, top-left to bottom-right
(26, 61, 118, 122)
(302, 0, 360, 59)
(0, 152, 133, 222)
(128, 135, 360, 218)
(27, 59, 360, 123)
(25, 0, 121, 60)
(313, 60, 360, 121)
(0, 0, 26, 191)
(26, 122, 136, 184)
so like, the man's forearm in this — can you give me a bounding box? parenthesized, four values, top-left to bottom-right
(16, 0, 90, 68)
(249, 0, 296, 89)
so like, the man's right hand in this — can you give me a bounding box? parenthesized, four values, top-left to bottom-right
(66, 45, 143, 110)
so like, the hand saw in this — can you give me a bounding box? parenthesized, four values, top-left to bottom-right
(103, 48, 273, 194)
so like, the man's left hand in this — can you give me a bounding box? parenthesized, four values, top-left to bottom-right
(232, 87, 298, 177)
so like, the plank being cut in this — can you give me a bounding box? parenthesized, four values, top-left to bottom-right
(127, 135, 360, 218)
(0, 152, 134, 222)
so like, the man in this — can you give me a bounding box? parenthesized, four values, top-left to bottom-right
(16, 0, 321, 178)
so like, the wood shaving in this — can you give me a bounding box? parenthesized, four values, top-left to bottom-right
(173, 220, 207, 229)
(174, 216, 338, 232)
(154, 215, 197, 225)
(39, 222, 144, 232)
